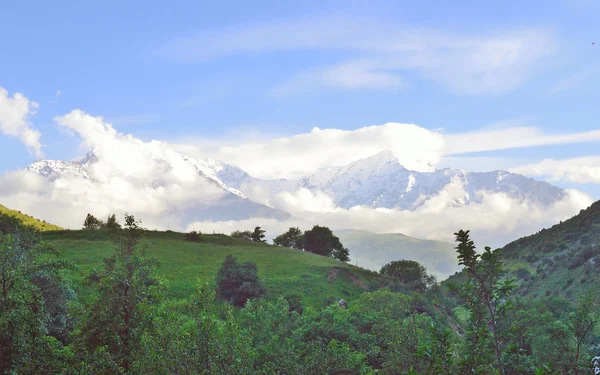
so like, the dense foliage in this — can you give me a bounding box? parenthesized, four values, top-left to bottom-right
(1, 210, 599, 374)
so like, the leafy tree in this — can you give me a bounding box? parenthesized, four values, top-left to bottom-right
(303, 225, 351, 262)
(83, 213, 103, 230)
(0, 222, 72, 373)
(251, 226, 266, 243)
(452, 229, 515, 375)
(216, 255, 265, 307)
(104, 214, 121, 230)
(76, 213, 164, 372)
(273, 227, 304, 250)
(380, 260, 437, 292)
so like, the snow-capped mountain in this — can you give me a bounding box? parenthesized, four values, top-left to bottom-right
(212, 150, 565, 211)
(26, 149, 566, 220)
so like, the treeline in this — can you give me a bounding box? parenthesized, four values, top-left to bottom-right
(2, 212, 599, 374)
(231, 225, 350, 262)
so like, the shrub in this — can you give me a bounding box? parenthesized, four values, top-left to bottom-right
(216, 255, 265, 307)
(185, 231, 202, 242)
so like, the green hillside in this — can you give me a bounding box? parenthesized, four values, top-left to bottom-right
(336, 229, 459, 280)
(42, 229, 384, 308)
(500, 200, 600, 302)
(443, 200, 600, 305)
(0, 204, 62, 231)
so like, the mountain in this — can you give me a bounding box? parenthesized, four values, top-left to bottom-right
(26, 151, 290, 222)
(334, 229, 459, 280)
(220, 150, 566, 211)
(0, 204, 63, 231)
(26, 149, 566, 225)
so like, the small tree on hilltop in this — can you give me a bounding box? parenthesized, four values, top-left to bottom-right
(83, 213, 103, 230)
(185, 230, 202, 242)
(273, 227, 304, 250)
(216, 254, 265, 307)
(251, 226, 266, 243)
(303, 225, 351, 262)
(380, 259, 436, 292)
(104, 214, 121, 230)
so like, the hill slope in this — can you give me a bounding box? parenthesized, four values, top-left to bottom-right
(335, 229, 459, 280)
(500, 200, 600, 301)
(0, 204, 63, 231)
(42, 230, 383, 308)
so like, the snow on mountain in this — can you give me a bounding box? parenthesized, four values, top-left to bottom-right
(26, 148, 566, 219)
(294, 150, 565, 210)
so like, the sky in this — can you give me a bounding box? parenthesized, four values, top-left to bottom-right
(1, 0, 600, 251)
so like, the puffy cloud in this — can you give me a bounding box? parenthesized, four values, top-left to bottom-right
(174, 122, 446, 179)
(0, 87, 42, 157)
(509, 156, 600, 184)
(172, 122, 600, 181)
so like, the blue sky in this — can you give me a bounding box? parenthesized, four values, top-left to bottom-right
(1, 0, 600, 197)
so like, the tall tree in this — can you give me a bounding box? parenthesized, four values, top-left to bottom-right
(303, 225, 351, 262)
(104, 214, 121, 230)
(273, 227, 304, 250)
(0, 215, 71, 373)
(452, 229, 515, 375)
(83, 213, 103, 230)
(77, 214, 164, 372)
(251, 226, 266, 243)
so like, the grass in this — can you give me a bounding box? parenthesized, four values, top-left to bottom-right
(0, 204, 63, 231)
(43, 229, 383, 308)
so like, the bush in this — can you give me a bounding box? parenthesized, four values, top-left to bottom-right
(185, 231, 202, 242)
(216, 255, 265, 307)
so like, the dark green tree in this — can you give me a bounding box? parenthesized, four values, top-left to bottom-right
(380, 259, 437, 292)
(0, 220, 72, 373)
(303, 225, 351, 262)
(452, 229, 515, 375)
(251, 226, 266, 243)
(83, 213, 103, 230)
(185, 230, 202, 241)
(216, 255, 265, 307)
(77, 213, 164, 372)
(104, 214, 121, 230)
(273, 227, 304, 250)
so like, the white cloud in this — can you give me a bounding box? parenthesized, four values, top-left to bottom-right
(158, 17, 556, 94)
(0, 87, 42, 157)
(172, 122, 600, 180)
(187, 188, 593, 253)
(173, 122, 446, 179)
(510, 156, 600, 184)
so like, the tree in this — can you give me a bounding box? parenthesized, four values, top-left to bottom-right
(77, 213, 164, 372)
(303, 225, 351, 262)
(104, 214, 121, 230)
(0, 218, 72, 373)
(251, 226, 266, 243)
(216, 255, 265, 307)
(380, 260, 437, 292)
(83, 213, 103, 230)
(273, 227, 304, 250)
(452, 229, 515, 375)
